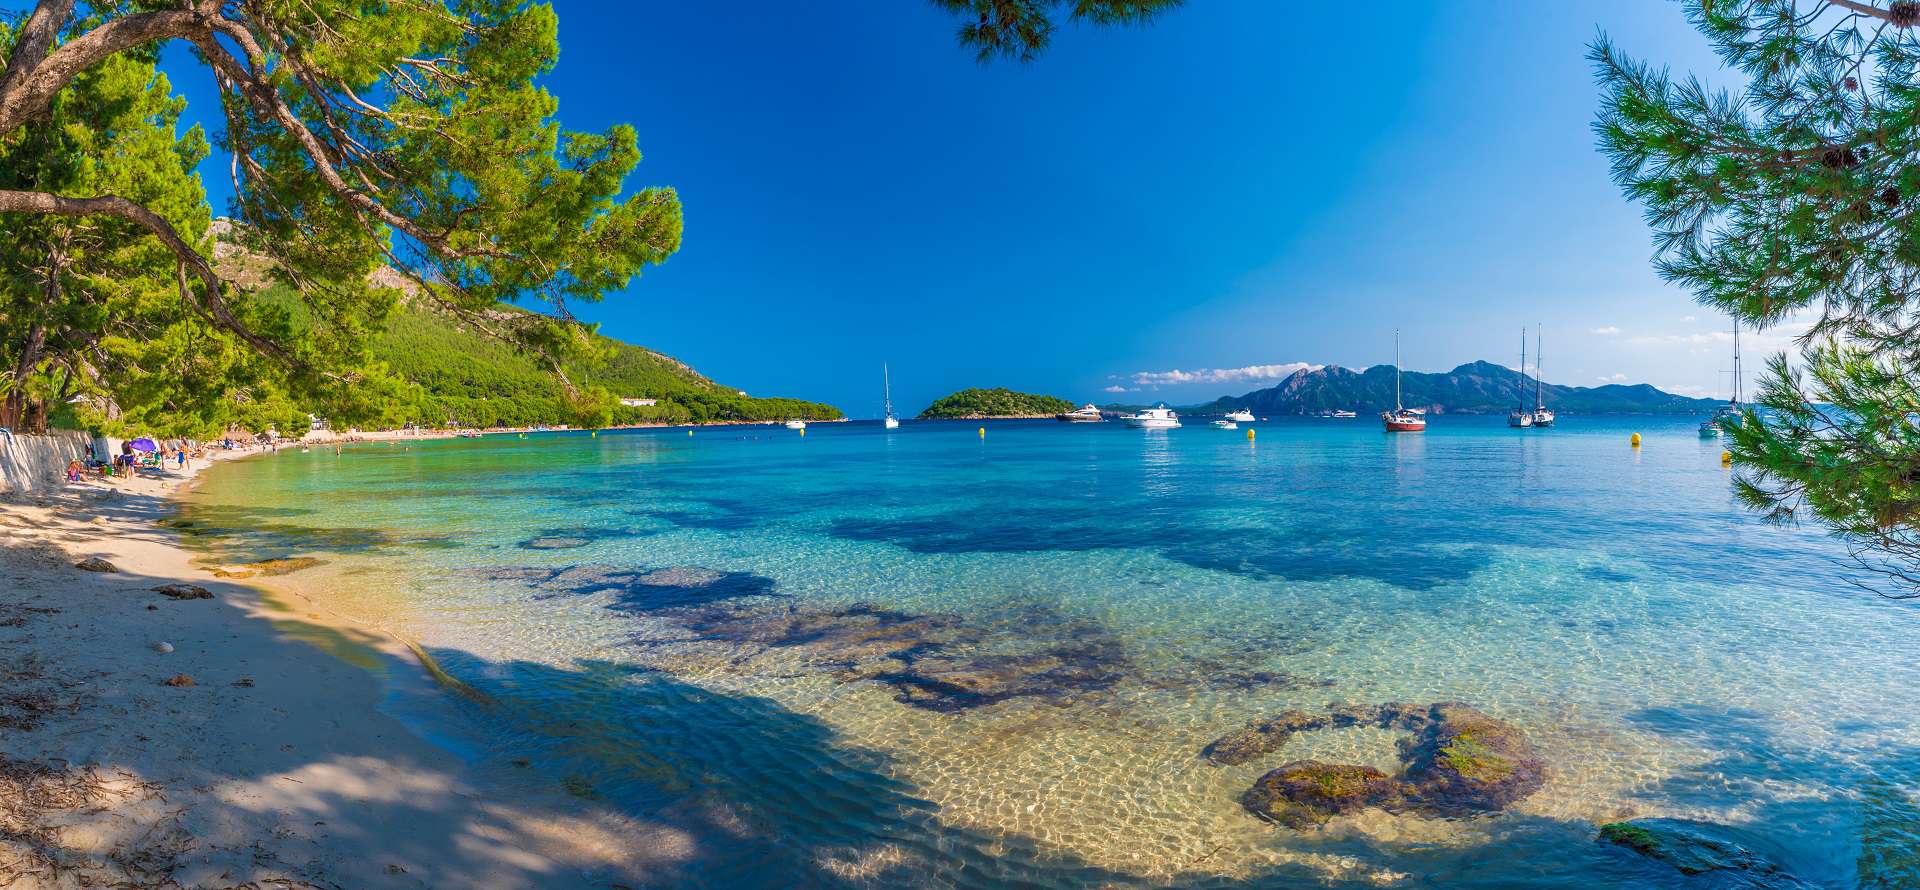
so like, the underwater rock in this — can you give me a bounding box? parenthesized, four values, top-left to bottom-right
(1241, 761, 1400, 829)
(1599, 819, 1814, 887)
(1396, 702, 1546, 814)
(233, 557, 324, 576)
(1212, 700, 1545, 827)
(152, 583, 213, 600)
(521, 535, 592, 550)
(1202, 710, 1330, 766)
(647, 600, 1132, 712)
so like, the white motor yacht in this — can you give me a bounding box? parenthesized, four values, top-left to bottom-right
(1123, 404, 1181, 429)
(1210, 419, 1238, 430)
(784, 419, 807, 430)
(1224, 409, 1255, 423)
(1056, 403, 1104, 423)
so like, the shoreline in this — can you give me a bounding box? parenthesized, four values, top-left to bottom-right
(0, 450, 682, 888)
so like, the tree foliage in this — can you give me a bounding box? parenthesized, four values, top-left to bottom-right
(929, 0, 1183, 62)
(0, 0, 682, 435)
(1594, 0, 1920, 594)
(919, 387, 1073, 418)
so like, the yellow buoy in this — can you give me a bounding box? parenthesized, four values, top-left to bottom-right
(1630, 432, 1641, 448)
(1721, 450, 1732, 465)
(799, 428, 805, 437)
(687, 429, 693, 436)
(591, 431, 597, 437)
(978, 427, 986, 438)
(1246, 428, 1255, 441)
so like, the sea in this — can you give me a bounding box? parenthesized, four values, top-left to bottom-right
(179, 415, 1920, 888)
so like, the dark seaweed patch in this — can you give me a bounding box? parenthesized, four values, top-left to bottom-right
(830, 509, 1490, 590)
(483, 563, 782, 610)
(517, 526, 652, 551)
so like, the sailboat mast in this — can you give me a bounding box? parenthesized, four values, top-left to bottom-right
(1519, 327, 1527, 410)
(1731, 319, 1742, 405)
(1535, 325, 1544, 410)
(883, 363, 893, 415)
(1394, 329, 1403, 411)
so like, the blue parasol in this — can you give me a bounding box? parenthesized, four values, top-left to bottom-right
(128, 438, 158, 453)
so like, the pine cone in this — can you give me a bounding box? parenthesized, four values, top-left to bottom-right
(1894, 2, 1920, 27)
(1884, 186, 1902, 207)
(1822, 146, 1861, 169)
(1845, 77, 1860, 91)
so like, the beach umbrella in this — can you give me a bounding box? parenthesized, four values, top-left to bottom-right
(128, 437, 158, 453)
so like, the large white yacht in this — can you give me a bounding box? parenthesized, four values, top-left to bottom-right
(1224, 409, 1255, 423)
(1056, 403, 1104, 423)
(1123, 404, 1181, 429)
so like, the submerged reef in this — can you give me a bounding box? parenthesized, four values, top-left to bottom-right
(1206, 702, 1546, 827)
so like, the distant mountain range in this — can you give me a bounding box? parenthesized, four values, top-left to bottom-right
(1123, 361, 1722, 416)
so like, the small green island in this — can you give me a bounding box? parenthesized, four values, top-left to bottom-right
(918, 388, 1076, 419)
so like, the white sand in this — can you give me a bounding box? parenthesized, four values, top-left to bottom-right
(0, 454, 696, 888)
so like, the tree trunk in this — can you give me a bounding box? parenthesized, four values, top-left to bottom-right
(5, 322, 46, 430)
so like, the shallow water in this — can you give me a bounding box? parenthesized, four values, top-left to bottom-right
(182, 418, 1920, 887)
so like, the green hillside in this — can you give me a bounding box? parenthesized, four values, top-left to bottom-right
(919, 388, 1074, 419)
(370, 299, 840, 427)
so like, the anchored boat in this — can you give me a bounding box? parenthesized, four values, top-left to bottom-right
(1700, 319, 1743, 438)
(1531, 326, 1555, 427)
(1056, 403, 1104, 423)
(1382, 330, 1427, 432)
(1123, 404, 1181, 429)
(882, 363, 900, 429)
(1508, 327, 1534, 428)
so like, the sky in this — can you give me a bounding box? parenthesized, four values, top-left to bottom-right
(151, 0, 1782, 416)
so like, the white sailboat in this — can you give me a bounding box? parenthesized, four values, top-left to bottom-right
(1508, 327, 1533, 428)
(1700, 319, 1743, 438)
(1382, 330, 1426, 432)
(1531, 326, 1554, 427)
(882, 363, 900, 429)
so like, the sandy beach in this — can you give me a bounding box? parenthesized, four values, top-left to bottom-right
(0, 453, 690, 889)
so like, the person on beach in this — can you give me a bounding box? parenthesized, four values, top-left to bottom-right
(65, 459, 83, 483)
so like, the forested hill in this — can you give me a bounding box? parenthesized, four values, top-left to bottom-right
(918, 388, 1075, 419)
(215, 225, 839, 427)
(371, 300, 841, 427)
(1189, 361, 1721, 416)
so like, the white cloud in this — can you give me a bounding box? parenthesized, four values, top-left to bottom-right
(1596, 373, 1628, 383)
(1661, 383, 1711, 396)
(1591, 326, 1621, 336)
(1101, 384, 1133, 394)
(1127, 362, 1322, 387)
(1681, 315, 1697, 322)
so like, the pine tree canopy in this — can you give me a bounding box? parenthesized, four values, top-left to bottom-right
(930, 0, 1183, 62)
(0, 0, 683, 423)
(1595, 0, 1920, 594)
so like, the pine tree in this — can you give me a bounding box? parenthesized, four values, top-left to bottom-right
(1595, 0, 1920, 594)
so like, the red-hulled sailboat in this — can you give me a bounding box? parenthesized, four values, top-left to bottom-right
(1382, 329, 1427, 432)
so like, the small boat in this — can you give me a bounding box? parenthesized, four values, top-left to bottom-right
(1531, 326, 1554, 427)
(1225, 409, 1255, 423)
(882, 363, 900, 429)
(1056, 403, 1104, 423)
(1210, 419, 1238, 430)
(456, 429, 483, 439)
(1508, 327, 1533, 428)
(1123, 404, 1181, 429)
(784, 419, 807, 430)
(1331, 410, 1357, 419)
(1382, 330, 1427, 432)
(1701, 319, 1743, 438)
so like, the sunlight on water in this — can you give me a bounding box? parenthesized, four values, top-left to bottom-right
(181, 418, 1920, 887)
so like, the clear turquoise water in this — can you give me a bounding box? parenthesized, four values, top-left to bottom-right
(183, 417, 1920, 888)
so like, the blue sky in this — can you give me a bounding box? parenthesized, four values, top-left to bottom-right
(157, 1, 1770, 416)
